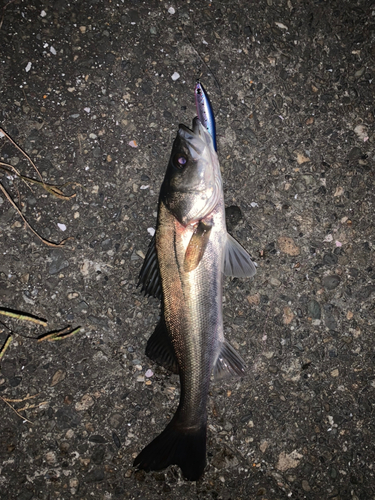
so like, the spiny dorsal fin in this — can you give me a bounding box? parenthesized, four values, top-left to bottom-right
(138, 234, 162, 299)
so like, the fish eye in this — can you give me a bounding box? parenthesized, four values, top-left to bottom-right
(173, 153, 188, 169)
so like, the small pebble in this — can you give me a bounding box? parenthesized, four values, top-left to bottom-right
(112, 432, 121, 449)
(302, 480, 311, 492)
(275, 21, 288, 29)
(259, 440, 269, 453)
(171, 72, 180, 81)
(323, 253, 338, 266)
(270, 277, 281, 286)
(325, 312, 337, 331)
(247, 293, 260, 305)
(84, 468, 105, 483)
(45, 451, 57, 465)
(51, 369, 66, 387)
(49, 249, 69, 275)
(75, 394, 94, 411)
(283, 306, 294, 325)
(308, 300, 321, 319)
(276, 450, 303, 471)
(296, 152, 310, 164)
(277, 236, 300, 256)
(322, 275, 341, 290)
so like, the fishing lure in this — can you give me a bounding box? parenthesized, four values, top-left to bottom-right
(194, 80, 217, 151)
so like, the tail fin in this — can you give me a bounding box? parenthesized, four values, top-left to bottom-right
(134, 417, 206, 481)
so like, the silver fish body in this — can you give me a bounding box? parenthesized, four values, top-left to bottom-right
(134, 118, 256, 480)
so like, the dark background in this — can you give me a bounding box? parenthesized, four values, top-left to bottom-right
(0, 1, 374, 498)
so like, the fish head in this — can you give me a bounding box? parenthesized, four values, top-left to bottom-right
(161, 118, 222, 226)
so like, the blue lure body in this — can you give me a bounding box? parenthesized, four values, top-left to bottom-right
(194, 81, 217, 151)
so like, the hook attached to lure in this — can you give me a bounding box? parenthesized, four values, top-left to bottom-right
(194, 80, 217, 151)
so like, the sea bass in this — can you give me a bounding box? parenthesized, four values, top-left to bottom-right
(134, 118, 256, 480)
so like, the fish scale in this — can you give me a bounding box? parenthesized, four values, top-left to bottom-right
(157, 201, 224, 426)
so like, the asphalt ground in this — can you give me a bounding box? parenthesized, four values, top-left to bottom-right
(0, 1, 374, 499)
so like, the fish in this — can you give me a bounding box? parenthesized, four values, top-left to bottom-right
(134, 117, 256, 481)
(195, 80, 217, 151)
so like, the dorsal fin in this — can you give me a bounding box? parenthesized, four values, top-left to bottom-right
(138, 234, 162, 299)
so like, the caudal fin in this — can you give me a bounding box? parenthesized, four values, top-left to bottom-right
(133, 418, 206, 481)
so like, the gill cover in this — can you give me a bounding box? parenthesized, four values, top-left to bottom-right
(160, 118, 220, 226)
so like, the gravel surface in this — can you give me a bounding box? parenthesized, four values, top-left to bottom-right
(0, 1, 374, 499)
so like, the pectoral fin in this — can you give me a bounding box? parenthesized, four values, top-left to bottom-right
(184, 220, 213, 272)
(224, 233, 257, 278)
(138, 234, 162, 299)
(213, 340, 246, 380)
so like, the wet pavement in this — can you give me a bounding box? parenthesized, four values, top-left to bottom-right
(0, 1, 374, 499)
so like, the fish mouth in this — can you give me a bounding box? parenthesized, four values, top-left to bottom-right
(178, 118, 208, 159)
(179, 117, 202, 136)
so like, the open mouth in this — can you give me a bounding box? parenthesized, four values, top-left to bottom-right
(179, 117, 203, 136)
(178, 121, 206, 158)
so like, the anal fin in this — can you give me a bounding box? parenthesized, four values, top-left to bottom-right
(213, 340, 246, 380)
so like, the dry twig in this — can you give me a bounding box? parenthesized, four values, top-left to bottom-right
(0, 127, 76, 246)
(38, 326, 81, 342)
(0, 395, 33, 424)
(0, 335, 12, 360)
(0, 308, 47, 326)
